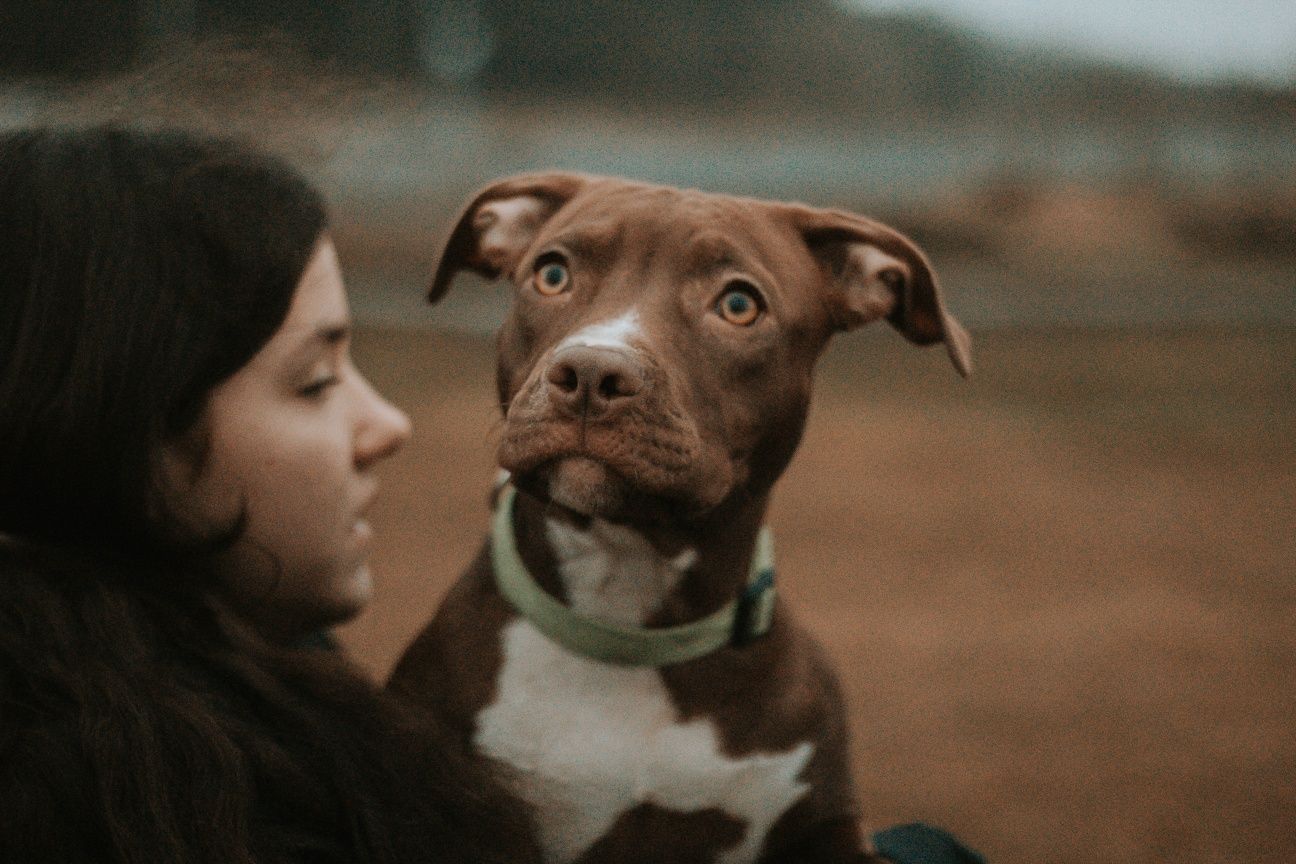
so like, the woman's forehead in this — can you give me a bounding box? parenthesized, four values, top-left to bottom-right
(279, 237, 350, 339)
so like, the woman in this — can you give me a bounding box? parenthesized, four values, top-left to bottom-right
(0, 125, 532, 863)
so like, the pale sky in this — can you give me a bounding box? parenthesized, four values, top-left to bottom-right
(845, 0, 1296, 84)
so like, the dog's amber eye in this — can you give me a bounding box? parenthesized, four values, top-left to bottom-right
(716, 286, 762, 326)
(533, 260, 571, 296)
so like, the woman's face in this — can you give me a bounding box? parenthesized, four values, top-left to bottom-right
(165, 236, 411, 643)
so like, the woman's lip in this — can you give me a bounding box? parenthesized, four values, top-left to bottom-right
(353, 485, 379, 545)
(354, 487, 379, 521)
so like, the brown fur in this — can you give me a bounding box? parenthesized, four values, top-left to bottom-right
(390, 174, 969, 863)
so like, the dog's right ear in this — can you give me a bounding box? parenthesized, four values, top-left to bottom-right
(778, 203, 972, 377)
(428, 172, 590, 303)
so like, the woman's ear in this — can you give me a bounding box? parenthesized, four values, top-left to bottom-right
(149, 430, 208, 539)
(779, 203, 972, 377)
(428, 172, 591, 303)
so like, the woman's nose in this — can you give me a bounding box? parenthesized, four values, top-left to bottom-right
(353, 376, 412, 469)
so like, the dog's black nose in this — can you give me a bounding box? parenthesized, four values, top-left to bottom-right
(545, 345, 645, 419)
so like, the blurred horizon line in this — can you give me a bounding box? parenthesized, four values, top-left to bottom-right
(840, 0, 1296, 87)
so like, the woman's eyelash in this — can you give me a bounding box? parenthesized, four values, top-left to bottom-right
(300, 375, 340, 397)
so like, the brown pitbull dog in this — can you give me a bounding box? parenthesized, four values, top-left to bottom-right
(390, 173, 971, 864)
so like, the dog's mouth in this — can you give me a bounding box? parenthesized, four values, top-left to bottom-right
(513, 456, 742, 527)
(512, 457, 636, 521)
(497, 359, 739, 522)
(500, 424, 735, 524)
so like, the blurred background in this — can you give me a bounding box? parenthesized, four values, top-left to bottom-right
(3, 2, 1293, 862)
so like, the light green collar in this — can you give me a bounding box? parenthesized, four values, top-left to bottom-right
(491, 485, 776, 667)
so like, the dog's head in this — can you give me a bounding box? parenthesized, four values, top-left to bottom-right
(429, 173, 970, 524)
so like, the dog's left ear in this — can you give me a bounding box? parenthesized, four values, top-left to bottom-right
(781, 205, 972, 377)
(429, 172, 591, 303)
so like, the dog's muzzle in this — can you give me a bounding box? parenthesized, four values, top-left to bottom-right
(544, 344, 646, 421)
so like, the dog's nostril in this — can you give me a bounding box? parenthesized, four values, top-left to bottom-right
(598, 373, 624, 401)
(548, 363, 580, 394)
(546, 346, 645, 412)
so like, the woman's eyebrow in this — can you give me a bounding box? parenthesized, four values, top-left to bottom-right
(285, 322, 351, 367)
(317, 322, 350, 345)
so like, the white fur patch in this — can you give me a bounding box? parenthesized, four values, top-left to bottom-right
(557, 309, 643, 352)
(475, 518, 813, 864)
(546, 516, 695, 626)
(477, 196, 546, 271)
(476, 620, 814, 864)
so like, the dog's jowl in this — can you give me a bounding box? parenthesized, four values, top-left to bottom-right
(390, 173, 971, 864)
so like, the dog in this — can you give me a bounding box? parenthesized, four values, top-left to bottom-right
(389, 173, 971, 864)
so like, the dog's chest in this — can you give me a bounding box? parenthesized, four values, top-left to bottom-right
(475, 619, 814, 864)
(473, 516, 813, 863)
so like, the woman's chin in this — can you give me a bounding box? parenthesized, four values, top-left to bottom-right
(272, 563, 374, 643)
(329, 561, 374, 620)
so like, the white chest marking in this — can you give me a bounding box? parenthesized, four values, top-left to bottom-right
(475, 516, 814, 864)
(545, 515, 696, 626)
(557, 309, 643, 352)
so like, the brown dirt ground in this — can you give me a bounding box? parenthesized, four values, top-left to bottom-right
(340, 325, 1295, 864)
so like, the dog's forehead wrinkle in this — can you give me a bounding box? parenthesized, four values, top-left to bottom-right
(541, 218, 624, 261)
(577, 185, 674, 227)
(673, 211, 801, 292)
(681, 229, 754, 274)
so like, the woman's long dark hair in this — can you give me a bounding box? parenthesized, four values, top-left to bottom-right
(0, 124, 321, 563)
(0, 126, 532, 864)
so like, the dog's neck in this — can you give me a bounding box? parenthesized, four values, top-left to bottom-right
(509, 486, 769, 629)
